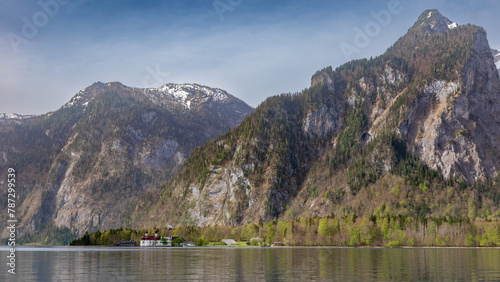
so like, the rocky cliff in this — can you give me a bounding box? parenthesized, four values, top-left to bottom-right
(380, 24, 500, 184)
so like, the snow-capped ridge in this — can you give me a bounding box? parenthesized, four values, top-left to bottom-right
(64, 90, 86, 108)
(0, 113, 36, 120)
(63, 82, 105, 109)
(147, 83, 232, 109)
(158, 83, 230, 101)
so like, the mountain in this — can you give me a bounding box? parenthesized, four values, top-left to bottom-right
(0, 82, 253, 243)
(130, 9, 500, 228)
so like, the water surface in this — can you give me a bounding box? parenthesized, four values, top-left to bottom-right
(1, 246, 500, 281)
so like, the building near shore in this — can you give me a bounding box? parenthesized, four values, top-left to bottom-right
(113, 240, 138, 246)
(140, 230, 171, 246)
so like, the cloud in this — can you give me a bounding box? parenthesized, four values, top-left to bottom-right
(0, 0, 499, 114)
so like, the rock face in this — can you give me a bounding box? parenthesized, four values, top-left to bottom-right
(0, 82, 253, 241)
(311, 67, 335, 91)
(394, 29, 500, 184)
(134, 10, 500, 228)
(187, 165, 254, 226)
(302, 103, 341, 138)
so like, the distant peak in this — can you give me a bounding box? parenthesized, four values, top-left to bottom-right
(412, 9, 458, 34)
(63, 81, 111, 109)
(90, 81, 105, 87)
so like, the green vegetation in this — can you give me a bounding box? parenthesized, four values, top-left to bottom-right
(71, 216, 500, 247)
(16, 223, 77, 246)
(172, 237, 184, 246)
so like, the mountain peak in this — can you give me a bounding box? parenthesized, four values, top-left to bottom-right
(412, 9, 458, 34)
(63, 82, 108, 109)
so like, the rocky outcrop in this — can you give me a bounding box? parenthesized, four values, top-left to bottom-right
(455, 30, 500, 182)
(380, 29, 500, 184)
(302, 103, 341, 138)
(311, 67, 334, 91)
(187, 166, 255, 226)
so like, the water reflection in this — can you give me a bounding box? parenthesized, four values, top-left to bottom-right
(1, 247, 499, 281)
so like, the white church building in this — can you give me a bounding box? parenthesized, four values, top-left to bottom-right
(140, 230, 171, 247)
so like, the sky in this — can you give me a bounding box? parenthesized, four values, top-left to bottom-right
(0, 0, 499, 115)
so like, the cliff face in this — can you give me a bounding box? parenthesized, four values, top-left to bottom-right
(393, 29, 500, 184)
(132, 10, 500, 228)
(0, 82, 253, 241)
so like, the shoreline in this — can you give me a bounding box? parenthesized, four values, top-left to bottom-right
(3, 245, 500, 250)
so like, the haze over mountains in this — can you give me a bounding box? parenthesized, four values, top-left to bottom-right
(1, 9, 500, 243)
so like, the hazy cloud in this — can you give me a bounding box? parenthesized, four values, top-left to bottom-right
(0, 0, 499, 114)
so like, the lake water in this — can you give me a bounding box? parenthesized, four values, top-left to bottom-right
(1, 246, 500, 281)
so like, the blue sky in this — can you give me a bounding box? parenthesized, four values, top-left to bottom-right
(1, 0, 499, 114)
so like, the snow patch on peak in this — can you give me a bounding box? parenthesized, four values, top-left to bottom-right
(0, 113, 35, 120)
(427, 11, 432, 18)
(153, 83, 230, 109)
(447, 22, 458, 29)
(159, 84, 190, 100)
(496, 61, 500, 70)
(63, 86, 98, 109)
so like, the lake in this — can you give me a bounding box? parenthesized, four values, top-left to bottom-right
(1, 246, 500, 281)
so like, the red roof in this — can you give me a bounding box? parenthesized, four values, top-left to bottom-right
(141, 236, 161, 240)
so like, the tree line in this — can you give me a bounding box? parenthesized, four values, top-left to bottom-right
(70, 215, 500, 247)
